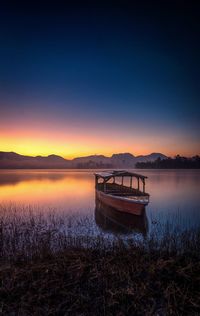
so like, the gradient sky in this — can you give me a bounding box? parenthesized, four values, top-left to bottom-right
(0, 2, 199, 158)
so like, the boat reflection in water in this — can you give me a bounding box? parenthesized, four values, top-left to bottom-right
(95, 198, 148, 236)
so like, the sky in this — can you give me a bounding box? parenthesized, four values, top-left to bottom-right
(0, 1, 199, 158)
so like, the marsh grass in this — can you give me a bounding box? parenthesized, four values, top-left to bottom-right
(0, 203, 109, 262)
(0, 204, 199, 315)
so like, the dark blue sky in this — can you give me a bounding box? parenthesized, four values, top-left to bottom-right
(0, 1, 199, 157)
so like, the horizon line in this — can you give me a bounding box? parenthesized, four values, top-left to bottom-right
(1, 150, 200, 160)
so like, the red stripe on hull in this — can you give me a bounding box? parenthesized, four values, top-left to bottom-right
(96, 190, 145, 216)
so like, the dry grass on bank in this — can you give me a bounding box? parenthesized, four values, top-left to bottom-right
(0, 204, 199, 315)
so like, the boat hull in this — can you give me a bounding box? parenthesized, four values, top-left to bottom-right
(95, 199, 148, 235)
(96, 190, 147, 216)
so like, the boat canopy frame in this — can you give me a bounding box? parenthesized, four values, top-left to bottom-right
(94, 170, 147, 193)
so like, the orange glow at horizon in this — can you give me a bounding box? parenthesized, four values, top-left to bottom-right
(0, 133, 199, 158)
(0, 115, 199, 158)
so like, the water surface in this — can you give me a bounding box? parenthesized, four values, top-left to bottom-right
(0, 169, 199, 236)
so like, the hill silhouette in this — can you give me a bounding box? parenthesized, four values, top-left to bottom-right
(0, 151, 166, 169)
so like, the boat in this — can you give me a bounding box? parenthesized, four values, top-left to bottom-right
(95, 198, 148, 235)
(95, 170, 149, 216)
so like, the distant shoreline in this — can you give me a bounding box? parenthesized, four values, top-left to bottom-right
(0, 151, 166, 169)
(136, 156, 200, 169)
(0, 167, 200, 170)
(0, 151, 199, 169)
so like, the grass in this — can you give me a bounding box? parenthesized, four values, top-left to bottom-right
(0, 204, 200, 315)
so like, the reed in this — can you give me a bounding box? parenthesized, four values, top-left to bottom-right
(0, 204, 199, 315)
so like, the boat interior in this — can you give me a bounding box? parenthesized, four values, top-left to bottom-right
(95, 170, 149, 197)
(97, 183, 148, 197)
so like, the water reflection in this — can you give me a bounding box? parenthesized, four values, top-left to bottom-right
(0, 169, 199, 232)
(0, 170, 94, 211)
(95, 199, 148, 236)
(0, 171, 66, 186)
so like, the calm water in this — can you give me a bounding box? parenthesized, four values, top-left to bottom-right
(0, 169, 199, 236)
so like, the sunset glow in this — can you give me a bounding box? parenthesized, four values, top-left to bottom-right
(1, 103, 199, 158)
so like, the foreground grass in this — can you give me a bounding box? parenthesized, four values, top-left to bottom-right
(0, 205, 199, 315)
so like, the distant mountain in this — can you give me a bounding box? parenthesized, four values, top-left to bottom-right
(0, 152, 70, 169)
(0, 151, 167, 169)
(110, 153, 135, 168)
(134, 153, 167, 163)
(72, 152, 167, 168)
(71, 155, 112, 169)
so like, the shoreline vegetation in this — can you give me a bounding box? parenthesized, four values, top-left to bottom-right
(136, 155, 200, 169)
(0, 205, 199, 315)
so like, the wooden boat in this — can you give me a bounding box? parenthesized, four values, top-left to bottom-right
(95, 198, 148, 235)
(95, 170, 149, 216)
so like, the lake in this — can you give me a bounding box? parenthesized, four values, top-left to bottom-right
(0, 169, 199, 237)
